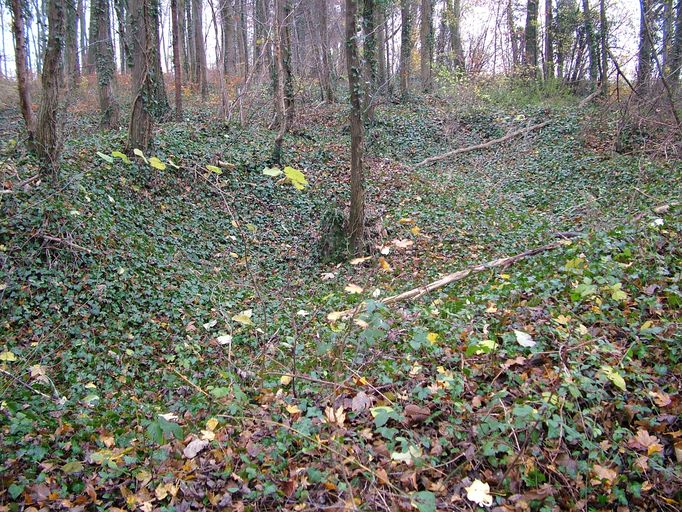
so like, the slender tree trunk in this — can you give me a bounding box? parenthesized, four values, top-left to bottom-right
(171, 0, 183, 119)
(376, 5, 387, 86)
(192, 0, 208, 99)
(10, 0, 36, 145)
(400, 0, 412, 99)
(599, 0, 607, 95)
(254, 0, 267, 73)
(186, 0, 196, 81)
(114, 0, 129, 73)
(670, 0, 682, 83)
(282, 0, 293, 125)
(582, 0, 597, 83)
(507, 0, 519, 68)
(317, 0, 334, 101)
(1, 7, 7, 77)
(149, 0, 170, 116)
(544, 0, 554, 79)
(637, 0, 653, 87)
(447, 0, 465, 71)
(363, 0, 377, 114)
(346, 0, 364, 255)
(36, 0, 65, 173)
(92, 0, 120, 128)
(78, 0, 87, 63)
(524, 0, 539, 77)
(272, 0, 293, 163)
(420, 0, 433, 91)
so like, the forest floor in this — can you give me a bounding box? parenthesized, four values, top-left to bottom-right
(1, 92, 681, 511)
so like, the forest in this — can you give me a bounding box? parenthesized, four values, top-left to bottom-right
(0, 0, 681, 509)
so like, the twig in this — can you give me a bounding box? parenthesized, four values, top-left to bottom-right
(415, 120, 552, 167)
(39, 234, 92, 254)
(0, 367, 53, 400)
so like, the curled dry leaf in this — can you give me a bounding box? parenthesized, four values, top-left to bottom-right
(183, 439, 209, 459)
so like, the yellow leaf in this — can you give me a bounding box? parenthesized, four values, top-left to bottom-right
(378, 257, 392, 272)
(410, 226, 421, 236)
(280, 375, 293, 386)
(232, 309, 253, 326)
(327, 311, 345, 322)
(0, 351, 17, 362)
(206, 418, 219, 431)
(286, 404, 301, 415)
(201, 429, 216, 441)
(500, 273, 511, 279)
(465, 479, 493, 507)
(398, 218, 414, 224)
(344, 284, 363, 294)
(427, 332, 439, 345)
(149, 157, 166, 170)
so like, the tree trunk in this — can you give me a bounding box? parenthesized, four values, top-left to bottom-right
(544, 0, 554, 79)
(599, 0, 607, 95)
(524, 0, 539, 77)
(78, 0, 87, 64)
(582, 0, 597, 83)
(376, 4, 387, 86)
(507, 0, 519, 68)
(186, 0, 195, 81)
(92, 0, 120, 128)
(447, 0, 465, 71)
(420, 0, 433, 91)
(222, 0, 236, 74)
(637, 0, 653, 87)
(254, 0, 267, 72)
(114, 0, 129, 73)
(65, 0, 80, 89)
(272, 0, 293, 163)
(171, 0, 183, 119)
(192, 0, 208, 100)
(346, 0, 365, 255)
(363, 0, 377, 114)
(35, 0, 65, 173)
(670, 0, 682, 83)
(400, 0, 412, 99)
(10, 0, 36, 145)
(128, 0, 157, 151)
(236, 0, 249, 77)
(317, 0, 334, 101)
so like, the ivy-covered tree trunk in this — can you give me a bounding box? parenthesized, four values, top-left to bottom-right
(149, 0, 170, 116)
(363, 0, 377, 115)
(35, 0, 66, 173)
(128, 0, 156, 151)
(400, 0, 412, 99)
(346, 0, 365, 255)
(10, 0, 36, 146)
(64, 0, 80, 90)
(254, 0, 268, 73)
(192, 0, 208, 100)
(186, 0, 196, 82)
(92, 0, 120, 129)
(317, 0, 335, 101)
(524, 0, 539, 77)
(582, 0, 597, 84)
(447, 0, 465, 72)
(420, 0, 433, 91)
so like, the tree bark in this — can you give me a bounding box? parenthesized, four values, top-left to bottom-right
(272, 0, 293, 163)
(192, 0, 208, 100)
(92, 0, 120, 129)
(447, 0, 465, 71)
(171, 0, 183, 119)
(400, 0, 412, 99)
(637, 0, 653, 88)
(346, 0, 365, 256)
(524, 0, 539, 77)
(35, 0, 66, 173)
(671, 0, 682, 83)
(65, 0, 80, 89)
(376, 4, 387, 86)
(420, 0, 433, 91)
(544, 0, 554, 79)
(582, 0, 597, 83)
(363, 0, 377, 114)
(507, 0, 519, 68)
(599, 0, 607, 95)
(113, 0, 129, 73)
(186, 0, 196, 81)
(221, 0, 236, 74)
(10, 0, 36, 145)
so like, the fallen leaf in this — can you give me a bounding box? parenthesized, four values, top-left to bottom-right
(378, 257, 392, 272)
(280, 375, 293, 386)
(217, 335, 233, 345)
(649, 390, 671, 407)
(183, 439, 209, 459)
(349, 256, 371, 265)
(344, 284, 363, 294)
(464, 479, 493, 507)
(392, 238, 414, 249)
(232, 309, 253, 326)
(0, 351, 17, 362)
(591, 464, 618, 485)
(514, 330, 536, 348)
(628, 429, 663, 455)
(286, 404, 301, 415)
(206, 418, 219, 431)
(351, 391, 372, 412)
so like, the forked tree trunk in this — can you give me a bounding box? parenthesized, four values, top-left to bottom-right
(171, 0, 183, 119)
(36, 0, 66, 173)
(10, 0, 36, 145)
(92, 0, 120, 129)
(420, 0, 432, 91)
(128, 0, 156, 151)
(346, 0, 365, 255)
(400, 0, 412, 99)
(192, 0, 208, 100)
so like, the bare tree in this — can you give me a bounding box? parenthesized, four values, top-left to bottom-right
(35, 0, 66, 173)
(10, 0, 36, 146)
(113, 0, 130, 73)
(446, 0, 465, 71)
(346, 0, 364, 255)
(92, 0, 120, 128)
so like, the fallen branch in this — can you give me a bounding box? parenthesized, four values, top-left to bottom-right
(414, 120, 552, 168)
(39, 234, 92, 254)
(579, 89, 601, 108)
(332, 233, 580, 319)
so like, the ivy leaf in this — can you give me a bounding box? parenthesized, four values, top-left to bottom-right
(262, 166, 283, 177)
(283, 166, 308, 190)
(149, 157, 166, 170)
(133, 148, 148, 164)
(370, 406, 395, 428)
(111, 151, 130, 164)
(600, 365, 626, 391)
(232, 309, 253, 326)
(97, 151, 114, 164)
(206, 165, 222, 175)
(61, 461, 84, 474)
(411, 491, 436, 512)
